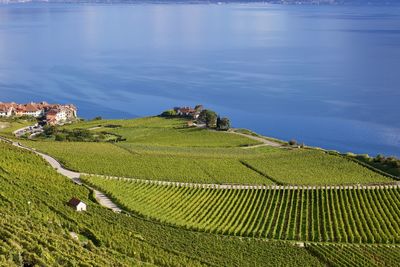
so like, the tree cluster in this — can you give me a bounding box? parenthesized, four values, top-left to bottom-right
(198, 109, 231, 131)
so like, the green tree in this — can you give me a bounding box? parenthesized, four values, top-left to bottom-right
(198, 109, 217, 128)
(217, 117, 231, 131)
(43, 125, 57, 136)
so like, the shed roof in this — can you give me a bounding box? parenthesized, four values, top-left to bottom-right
(68, 197, 82, 207)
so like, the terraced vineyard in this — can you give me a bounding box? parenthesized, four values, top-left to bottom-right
(83, 176, 400, 244)
(21, 141, 273, 184)
(242, 149, 392, 185)
(23, 141, 394, 185)
(306, 243, 400, 267)
(3, 115, 400, 266)
(21, 117, 397, 186)
(0, 141, 324, 266)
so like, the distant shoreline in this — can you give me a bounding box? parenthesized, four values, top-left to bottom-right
(1, 1, 400, 6)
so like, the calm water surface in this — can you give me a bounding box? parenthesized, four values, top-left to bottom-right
(0, 3, 399, 156)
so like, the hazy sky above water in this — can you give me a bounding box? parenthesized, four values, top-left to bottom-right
(0, 3, 399, 156)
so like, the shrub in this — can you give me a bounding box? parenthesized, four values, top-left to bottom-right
(327, 150, 340, 156)
(43, 125, 57, 136)
(288, 139, 297, 146)
(217, 117, 231, 131)
(160, 109, 177, 117)
(374, 154, 385, 163)
(55, 134, 66, 141)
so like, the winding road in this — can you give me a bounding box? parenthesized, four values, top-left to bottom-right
(0, 136, 121, 213)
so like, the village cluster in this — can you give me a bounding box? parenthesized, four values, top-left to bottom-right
(168, 105, 231, 130)
(173, 105, 204, 119)
(0, 101, 77, 125)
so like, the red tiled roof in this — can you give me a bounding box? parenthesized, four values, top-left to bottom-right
(0, 103, 14, 113)
(24, 104, 41, 112)
(178, 107, 196, 113)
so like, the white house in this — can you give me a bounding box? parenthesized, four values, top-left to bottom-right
(0, 103, 14, 117)
(68, 197, 87, 212)
(46, 108, 68, 125)
(21, 103, 44, 118)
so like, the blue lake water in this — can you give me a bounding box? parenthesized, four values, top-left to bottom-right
(0, 3, 399, 156)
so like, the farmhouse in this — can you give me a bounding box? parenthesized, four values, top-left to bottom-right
(174, 105, 203, 119)
(68, 197, 87, 212)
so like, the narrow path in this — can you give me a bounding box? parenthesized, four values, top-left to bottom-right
(228, 130, 283, 148)
(85, 173, 400, 190)
(0, 135, 121, 212)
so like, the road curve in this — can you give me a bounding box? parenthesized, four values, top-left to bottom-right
(228, 130, 283, 148)
(0, 136, 121, 213)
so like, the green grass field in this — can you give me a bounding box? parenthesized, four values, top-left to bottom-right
(82, 176, 400, 244)
(63, 117, 261, 147)
(0, 141, 326, 266)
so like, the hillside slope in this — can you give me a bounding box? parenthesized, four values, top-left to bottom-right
(0, 141, 323, 266)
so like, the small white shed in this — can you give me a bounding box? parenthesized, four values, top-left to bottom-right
(68, 197, 87, 212)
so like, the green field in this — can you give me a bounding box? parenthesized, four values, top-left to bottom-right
(0, 141, 326, 266)
(83, 176, 400, 244)
(21, 141, 273, 184)
(242, 149, 392, 185)
(0, 118, 33, 139)
(24, 139, 393, 185)
(17, 116, 393, 185)
(2, 114, 400, 266)
(63, 117, 261, 147)
(306, 243, 400, 267)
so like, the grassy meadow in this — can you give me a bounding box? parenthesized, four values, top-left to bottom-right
(63, 117, 261, 147)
